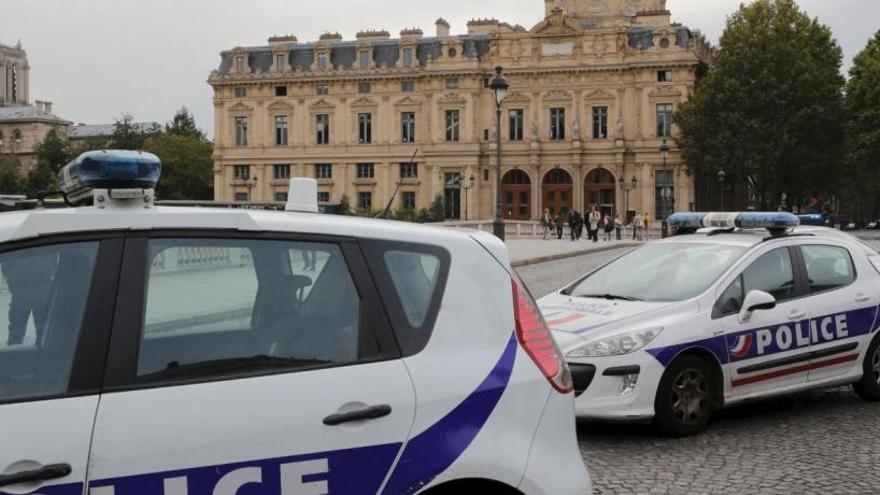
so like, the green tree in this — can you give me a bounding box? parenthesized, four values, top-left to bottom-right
(675, 0, 846, 210)
(337, 194, 352, 215)
(144, 133, 214, 200)
(846, 29, 880, 219)
(428, 195, 446, 222)
(0, 155, 22, 194)
(34, 129, 73, 173)
(25, 162, 58, 195)
(110, 113, 159, 150)
(165, 106, 205, 140)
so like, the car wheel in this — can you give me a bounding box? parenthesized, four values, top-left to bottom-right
(655, 355, 714, 437)
(853, 336, 880, 401)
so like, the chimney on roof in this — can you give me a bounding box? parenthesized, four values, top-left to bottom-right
(268, 34, 298, 45)
(436, 18, 450, 37)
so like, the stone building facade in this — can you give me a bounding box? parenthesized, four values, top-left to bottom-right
(0, 42, 71, 173)
(209, 0, 710, 222)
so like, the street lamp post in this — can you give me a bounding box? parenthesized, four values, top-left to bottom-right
(619, 175, 638, 223)
(489, 66, 509, 241)
(717, 168, 726, 211)
(660, 139, 671, 218)
(461, 175, 475, 221)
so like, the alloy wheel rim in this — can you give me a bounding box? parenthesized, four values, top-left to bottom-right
(671, 368, 709, 425)
(872, 346, 880, 385)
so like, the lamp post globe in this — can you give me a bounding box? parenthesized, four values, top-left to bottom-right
(489, 66, 510, 241)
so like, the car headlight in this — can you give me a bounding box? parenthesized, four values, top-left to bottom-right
(566, 327, 663, 358)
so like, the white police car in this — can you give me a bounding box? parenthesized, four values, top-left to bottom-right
(538, 212, 880, 436)
(0, 151, 590, 494)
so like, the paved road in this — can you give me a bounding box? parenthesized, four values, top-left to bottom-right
(517, 249, 880, 495)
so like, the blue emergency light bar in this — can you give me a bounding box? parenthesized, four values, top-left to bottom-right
(59, 150, 161, 204)
(667, 212, 800, 234)
(797, 214, 825, 226)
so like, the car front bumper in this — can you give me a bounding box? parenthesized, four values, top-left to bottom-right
(567, 351, 666, 421)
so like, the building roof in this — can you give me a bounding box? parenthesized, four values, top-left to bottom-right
(67, 122, 160, 140)
(0, 105, 71, 126)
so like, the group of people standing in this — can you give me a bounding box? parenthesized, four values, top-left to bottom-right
(540, 208, 651, 242)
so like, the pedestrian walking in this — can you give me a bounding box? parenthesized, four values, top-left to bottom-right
(643, 212, 652, 240)
(568, 210, 578, 241)
(614, 215, 622, 240)
(541, 208, 553, 240)
(588, 207, 602, 243)
(575, 211, 585, 240)
(555, 214, 564, 240)
(603, 215, 615, 242)
(632, 212, 645, 241)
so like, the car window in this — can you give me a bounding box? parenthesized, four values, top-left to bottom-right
(801, 245, 854, 294)
(383, 250, 442, 327)
(717, 247, 795, 315)
(137, 238, 377, 383)
(0, 242, 99, 402)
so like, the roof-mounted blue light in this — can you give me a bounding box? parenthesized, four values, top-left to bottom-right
(735, 212, 800, 230)
(59, 150, 161, 206)
(666, 212, 707, 229)
(797, 213, 825, 226)
(666, 211, 800, 236)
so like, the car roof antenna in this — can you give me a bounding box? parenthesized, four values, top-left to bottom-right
(377, 148, 418, 219)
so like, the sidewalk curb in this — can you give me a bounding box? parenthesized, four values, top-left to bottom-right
(510, 242, 638, 268)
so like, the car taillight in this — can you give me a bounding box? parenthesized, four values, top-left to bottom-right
(511, 275, 573, 394)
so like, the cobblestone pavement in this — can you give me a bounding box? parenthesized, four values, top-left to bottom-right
(517, 249, 880, 495)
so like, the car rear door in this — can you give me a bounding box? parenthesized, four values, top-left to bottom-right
(0, 236, 121, 495)
(86, 233, 416, 494)
(794, 241, 879, 382)
(716, 245, 810, 397)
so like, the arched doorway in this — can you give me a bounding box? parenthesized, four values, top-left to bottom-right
(584, 168, 617, 218)
(542, 169, 573, 217)
(502, 170, 531, 220)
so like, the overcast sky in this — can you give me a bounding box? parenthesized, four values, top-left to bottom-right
(2, 0, 877, 138)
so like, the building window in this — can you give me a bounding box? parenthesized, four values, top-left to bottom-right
(550, 108, 565, 140)
(592, 106, 608, 139)
(400, 162, 418, 179)
(234, 87, 247, 98)
(657, 103, 674, 137)
(358, 83, 371, 94)
(274, 191, 289, 202)
(316, 84, 329, 96)
(658, 70, 673, 82)
(508, 109, 524, 141)
(317, 192, 330, 203)
(402, 48, 414, 68)
(274, 115, 288, 146)
(317, 52, 329, 71)
(358, 192, 373, 210)
(445, 110, 460, 142)
(234, 192, 249, 202)
(235, 56, 246, 73)
(445, 78, 459, 90)
(358, 113, 372, 144)
(233, 165, 250, 181)
(401, 112, 416, 143)
(234, 116, 248, 147)
(401, 80, 415, 93)
(655, 169, 675, 220)
(275, 86, 288, 97)
(316, 114, 330, 144)
(359, 51, 371, 70)
(402, 191, 416, 210)
(357, 163, 375, 179)
(276, 54, 286, 71)
(273, 164, 291, 180)
(483, 169, 489, 182)
(315, 163, 332, 179)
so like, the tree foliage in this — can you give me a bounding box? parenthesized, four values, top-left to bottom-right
(675, 0, 846, 210)
(110, 113, 160, 150)
(165, 107, 205, 140)
(144, 133, 214, 201)
(25, 162, 58, 196)
(846, 29, 880, 218)
(34, 129, 73, 174)
(0, 155, 22, 194)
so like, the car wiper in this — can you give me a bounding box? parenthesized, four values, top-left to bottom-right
(139, 355, 330, 382)
(577, 293, 643, 302)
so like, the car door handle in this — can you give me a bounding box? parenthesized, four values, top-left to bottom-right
(856, 293, 871, 303)
(788, 311, 806, 321)
(323, 404, 392, 426)
(0, 463, 72, 488)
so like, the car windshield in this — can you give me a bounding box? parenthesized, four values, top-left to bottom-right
(567, 242, 748, 303)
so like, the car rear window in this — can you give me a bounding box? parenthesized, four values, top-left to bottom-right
(383, 251, 442, 327)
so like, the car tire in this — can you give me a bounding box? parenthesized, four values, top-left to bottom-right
(654, 355, 715, 437)
(853, 336, 880, 401)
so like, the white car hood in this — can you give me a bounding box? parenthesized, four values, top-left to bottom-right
(539, 292, 680, 347)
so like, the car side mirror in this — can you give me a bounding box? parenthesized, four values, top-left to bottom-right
(738, 290, 776, 324)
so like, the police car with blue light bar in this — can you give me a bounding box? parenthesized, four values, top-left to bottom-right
(538, 211, 880, 436)
(0, 151, 590, 494)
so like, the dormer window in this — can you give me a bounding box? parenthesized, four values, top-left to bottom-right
(359, 51, 371, 70)
(402, 48, 414, 68)
(235, 56, 246, 73)
(275, 54, 286, 72)
(317, 53, 329, 71)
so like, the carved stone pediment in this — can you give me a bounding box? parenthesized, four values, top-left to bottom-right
(437, 92, 467, 104)
(267, 100, 294, 111)
(393, 96, 423, 107)
(531, 8, 582, 37)
(584, 89, 615, 100)
(350, 96, 378, 108)
(504, 92, 532, 104)
(647, 86, 683, 98)
(228, 102, 254, 113)
(542, 90, 573, 102)
(308, 98, 336, 111)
